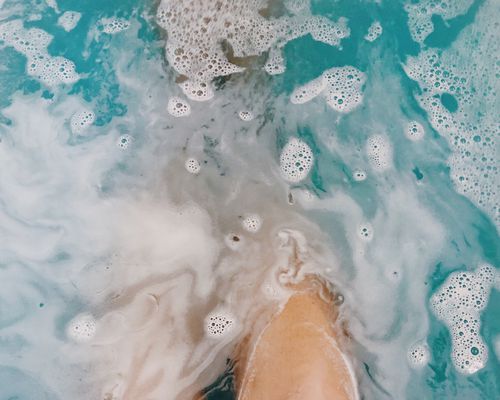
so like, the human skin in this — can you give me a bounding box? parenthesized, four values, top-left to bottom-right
(235, 279, 357, 400)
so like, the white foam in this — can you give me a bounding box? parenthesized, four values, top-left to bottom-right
(241, 214, 262, 233)
(279, 138, 314, 183)
(0, 20, 79, 86)
(238, 110, 255, 121)
(179, 80, 215, 102)
(364, 21, 382, 42)
(357, 223, 374, 241)
(156, 0, 350, 100)
(430, 264, 496, 374)
(407, 341, 430, 368)
(66, 313, 97, 343)
(70, 110, 95, 134)
(117, 134, 133, 150)
(366, 134, 392, 171)
(353, 169, 367, 181)
(57, 11, 81, 32)
(100, 18, 130, 34)
(185, 158, 201, 174)
(264, 48, 286, 75)
(204, 311, 236, 339)
(291, 66, 366, 113)
(167, 97, 191, 117)
(405, 121, 425, 141)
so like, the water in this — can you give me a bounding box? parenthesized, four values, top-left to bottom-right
(0, 0, 499, 399)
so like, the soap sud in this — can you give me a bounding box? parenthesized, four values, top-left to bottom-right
(264, 48, 286, 75)
(364, 21, 382, 42)
(405, 0, 474, 43)
(280, 138, 314, 183)
(204, 311, 236, 339)
(241, 214, 262, 233)
(117, 134, 133, 150)
(167, 97, 191, 117)
(156, 0, 349, 100)
(406, 121, 425, 141)
(57, 11, 81, 32)
(358, 223, 373, 241)
(353, 169, 367, 181)
(403, 10, 499, 228)
(407, 341, 430, 368)
(238, 110, 254, 121)
(179, 80, 214, 102)
(185, 158, 201, 174)
(366, 134, 392, 171)
(430, 264, 496, 374)
(291, 66, 366, 113)
(66, 313, 97, 343)
(70, 110, 95, 134)
(100, 18, 130, 34)
(0, 20, 79, 86)
(224, 233, 244, 251)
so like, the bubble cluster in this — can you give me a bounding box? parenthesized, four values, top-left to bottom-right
(364, 21, 382, 42)
(117, 134, 133, 150)
(156, 0, 350, 100)
(404, 0, 474, 43)
(0, 20, 79, 86)
(407, 341, 430, 369)
(264, 48, 286, 75)
(185, 157, 201, 174)
(405, 120, 425, 141)
(291, 66, 366, 113)
(238, 110, 254, 121)
(70, 110, 95, 134)
(358, 223, 373, 241)
(241, 214, 262, 233)
(167, 97, 191, 117)
(353, 169, 367, 181)
(57, 11, 81, 32)
(66, 313, 97, 343)
(403, 7, 499, 227)
(366, 134, 392, 171)
(279, 138, 314, 183)
(100, 18, 130, 34)
(430, 264, 497, 374)
(179, 80, 214, 102)
(204, 311, 235, 339)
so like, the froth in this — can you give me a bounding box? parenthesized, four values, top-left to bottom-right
(279, 138, 314, 183)
(71, 110, 95, 134)
(366, 134, 392, 171)
(364, 21, 382, 42)
(66, 313, 97, 343)
(430, 264, 496, 374)
(291, 66, 366, 113)
(167, 97, 191, 117)
(407, 341, 430, 369)
(204, 310, 236, 339)
(58, 11, 81, 32)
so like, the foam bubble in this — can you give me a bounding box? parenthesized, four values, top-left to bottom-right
(291, 66, 366, 113)
(358, 223, 374, 241)
(241, 214, 262, 233)
(430, 264, 496, 374)
(353, 169, 367, 181)
(0, 20, 79, 86)
(366, 134, 392, 171)
(70, 110, 95, 134)
(156, 0, 350, 99)
(204, 310, 236, 339)
(117, 134, 133, 150)
(264, 48, 286, 75)
(407, 341, 430, 368)
(167, 97, 191, 117)
(405, 121, 425, 141)
(279, 138, 314, 183)
(238, 110, 255, 121)
(364, 21, 383, 42)
(66, 313, 97, 343)
(179, 80, 215, 102)
(100, 18, 130, 34)
(57, 11, 81, 32)
(185, 158, 201, 174)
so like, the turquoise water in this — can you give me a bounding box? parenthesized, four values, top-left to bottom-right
(0, 0, 499, 399)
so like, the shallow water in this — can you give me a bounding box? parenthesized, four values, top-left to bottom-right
(0, 0, 499, 399)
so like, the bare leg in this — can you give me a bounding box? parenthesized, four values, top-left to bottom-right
(236, 278, 357, 400)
